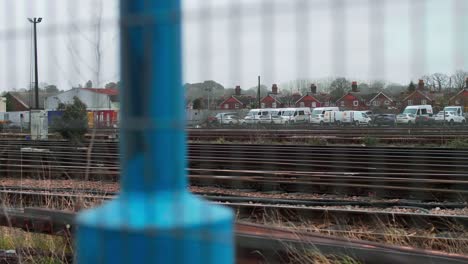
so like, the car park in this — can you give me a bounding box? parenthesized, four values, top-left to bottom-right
(373, 114, 396, 127)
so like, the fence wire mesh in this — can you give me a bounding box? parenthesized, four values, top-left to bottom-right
(0, 0, 466, 263)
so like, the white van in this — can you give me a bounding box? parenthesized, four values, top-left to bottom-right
(241, 108, 284, 125)
(257, 108, 283, 124)
(240, 109, 263, 125)
(341, 111, 372, 126)
(434, 106, 466, 125)
(396, 105, 433, 125)
(323, 111, 344, 125)
(280, 108, 312, 124)
(310, 107, 340, 125)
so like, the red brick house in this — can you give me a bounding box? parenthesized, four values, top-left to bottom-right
(260, 84, 284, 108)
(368, 91, 397, 110)
(295, 84, 327, 108)
(401, 80, 434, 109)
(335, 82, 376, 110)
(448, 78, 468, 112)
(218, 86, 254, 110)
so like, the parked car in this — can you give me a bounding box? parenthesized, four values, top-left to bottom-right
(434, 111, 466, 125)
(240, 109, 283, 125)
(396, 105, 433, 126)
(415, 114, 436, 126)
(208, 112, 239, 126)
(373, 114, 396, 127)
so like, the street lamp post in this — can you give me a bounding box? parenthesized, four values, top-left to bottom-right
(28, 17, 42, 110)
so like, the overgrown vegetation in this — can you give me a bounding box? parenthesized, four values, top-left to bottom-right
(51, 97, 88, 143)
(446, 138, 468, 149)
(362, 136, 379, 146)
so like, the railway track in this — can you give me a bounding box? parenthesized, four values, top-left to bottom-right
(2, 126, 468, 143)
(187, 127, 468, 144)
(0, 206, 465, 264)
(0, 187, 466, 231)
(1, 142, 468, 201)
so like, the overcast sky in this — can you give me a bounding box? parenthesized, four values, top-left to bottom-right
(0, 0, 466, 92)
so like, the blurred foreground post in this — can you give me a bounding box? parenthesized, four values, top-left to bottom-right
(76, 1, 234, 263)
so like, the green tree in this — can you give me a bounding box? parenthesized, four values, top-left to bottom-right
(105, 82, 118, 89)
(408, 81, 416, 93)
(85, 80, 93, 88)
(192, 98, 204, 110)
(44, 85, 59, 93)
(52, 97, 88, 143)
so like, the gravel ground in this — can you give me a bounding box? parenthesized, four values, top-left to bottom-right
(0, 178, 466, 216)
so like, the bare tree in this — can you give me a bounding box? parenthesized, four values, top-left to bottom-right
(329, 77, 351, 100)
(432, 73, 449, 92)
(421, 75, 436, 91)
(369, 80, 386, 92)
(281, 79, 311, 94)
(451, 70, 468, 90)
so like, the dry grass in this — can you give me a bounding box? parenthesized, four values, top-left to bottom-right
(239, 209, 468, 257)
(0, 227, 72, 263)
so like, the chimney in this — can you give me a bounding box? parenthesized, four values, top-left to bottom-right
(235, 85, 241, 96)
(310, 84, 317, 94)
(418, 80, 424, 90)
(351, 81, 358, 92)
(272, 84, 278, 94)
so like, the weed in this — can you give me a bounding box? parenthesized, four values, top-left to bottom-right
(447, 138, 468, 149)
(362, 136, 379, 146)
(215, 137, 226, 144)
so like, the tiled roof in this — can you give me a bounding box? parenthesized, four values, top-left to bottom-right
(8, 91, 58, 109)
(82, 88, 119, 102)
(349, 92, 378, 102)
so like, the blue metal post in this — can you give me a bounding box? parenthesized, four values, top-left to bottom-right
(76, 1, 234, 263)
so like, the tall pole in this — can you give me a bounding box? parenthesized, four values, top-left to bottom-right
(258, 75, 261, 108)
(28, 17, 42, 109)
(76, 1, 233, 263)
(33, 22, 39, 109)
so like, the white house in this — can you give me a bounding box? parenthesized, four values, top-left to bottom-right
(45, 88, 119, 110)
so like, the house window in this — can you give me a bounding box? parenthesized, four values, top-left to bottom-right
(373, 101, 380, 106)
(325, 102, 329, 107)
(421, 99, 427, 105)
(340, 101, 345, 107)
(261, 103, 265, 108)
(311, 102, 316, 108)
(408, 100, 413, 106)
(353, 100, 359, 107)
(272, 102, 277, 108)
(224, 104, 229, 109)
(455, 100, 460, 105)
(300, 102, 305, 107)
(235, 103, 240, 109)
(384, 100, 390, 105)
